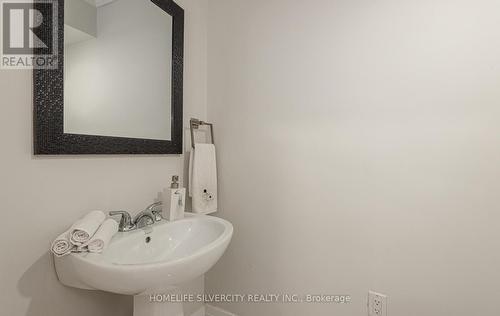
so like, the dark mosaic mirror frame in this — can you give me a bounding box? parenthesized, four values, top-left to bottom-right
(34, 0, 184, 155)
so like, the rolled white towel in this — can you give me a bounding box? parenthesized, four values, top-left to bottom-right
(51, 229, 75, 257)
(69, 211, 106, 246)
(85, 219, 119, 253)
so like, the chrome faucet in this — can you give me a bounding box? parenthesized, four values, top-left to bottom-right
(108, 211, 134, 232)
(133, 202, 163, 229)
(109, 202, 163, 232)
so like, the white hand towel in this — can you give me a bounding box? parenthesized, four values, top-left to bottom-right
(85, 219, 119, 253)
(69, 211, 106, 246)
(191, 143, 218, 214)
(51, 229, 75, 257)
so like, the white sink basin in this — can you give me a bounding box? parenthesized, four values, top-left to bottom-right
(55, 214, 233, 315)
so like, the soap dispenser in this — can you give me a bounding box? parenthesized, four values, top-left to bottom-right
(162, 176, 186, 221)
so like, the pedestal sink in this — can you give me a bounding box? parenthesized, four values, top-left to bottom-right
(54, 215, 233, 316)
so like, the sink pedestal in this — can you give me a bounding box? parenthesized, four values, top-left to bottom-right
(134, 290, 184, 316)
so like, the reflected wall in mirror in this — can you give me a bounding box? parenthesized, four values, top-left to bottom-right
(64, 0, 172, 140)
(33, 0, 184, 155)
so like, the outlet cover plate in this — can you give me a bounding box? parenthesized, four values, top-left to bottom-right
(368, 291, 387, 316)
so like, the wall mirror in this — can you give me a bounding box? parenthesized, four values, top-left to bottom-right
(34, 0, 184, 154)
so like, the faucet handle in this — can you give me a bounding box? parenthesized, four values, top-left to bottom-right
(145, 202, 163, 221)
(109, 211, 133, 232)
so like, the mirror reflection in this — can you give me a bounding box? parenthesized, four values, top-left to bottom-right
(63, 0, 173, 141)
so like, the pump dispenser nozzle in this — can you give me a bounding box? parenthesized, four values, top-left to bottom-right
(171, 175, 179, 189)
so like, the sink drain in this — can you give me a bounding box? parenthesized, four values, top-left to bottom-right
(145, 236, 151, 243)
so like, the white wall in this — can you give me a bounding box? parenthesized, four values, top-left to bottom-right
(206, 0, 500, 315)
(0, 0, 207, 315)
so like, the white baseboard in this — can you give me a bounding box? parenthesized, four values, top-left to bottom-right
(205, 304, 238, 316)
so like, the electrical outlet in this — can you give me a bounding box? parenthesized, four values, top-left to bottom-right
(368, 291, 387, 316)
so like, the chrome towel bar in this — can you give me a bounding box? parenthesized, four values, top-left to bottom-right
(190, 118, 215, 148)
